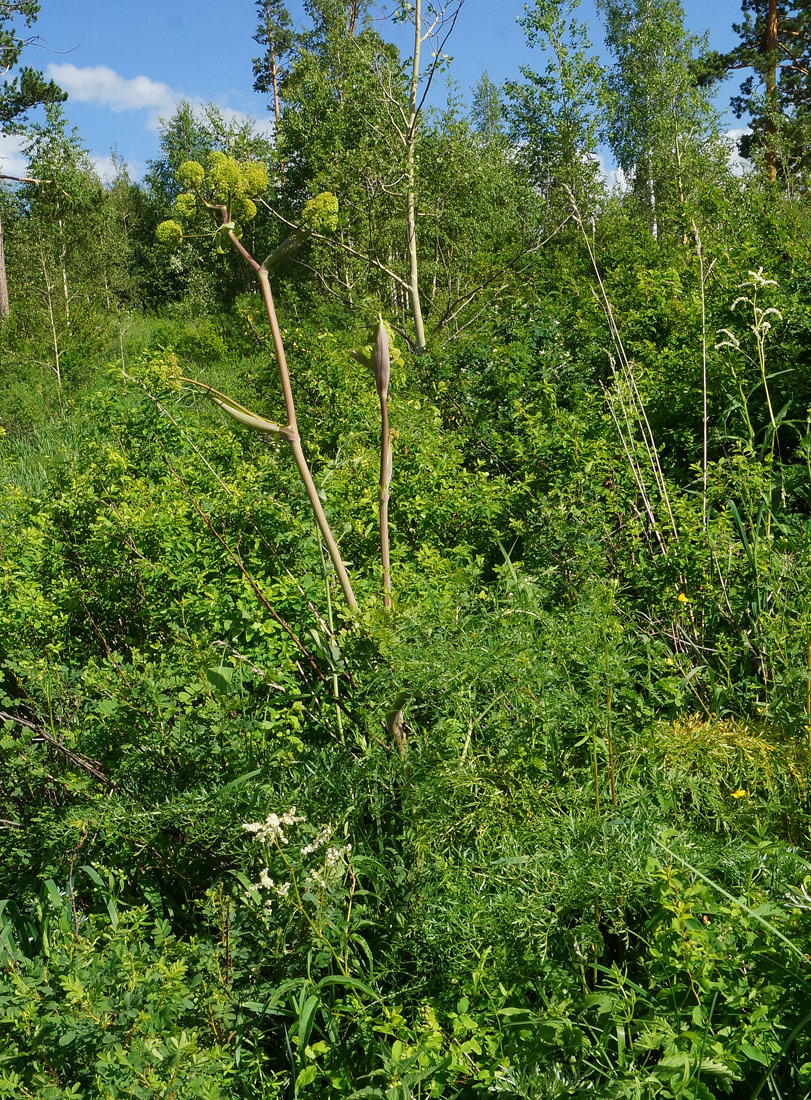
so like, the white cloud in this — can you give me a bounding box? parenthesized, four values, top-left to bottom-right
(1, 136, 143, 186)
(217, 106, 275, 141)
(594, 151, 628, 192)
(0, 133, 29, 178)
(47, 63, 181, 130)
(725, 128, 752, 177)
(605, 167, 627, 191)
(45, 62, 276, 145)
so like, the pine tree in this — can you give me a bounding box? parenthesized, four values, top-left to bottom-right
(716, 0, 811, 181)
(252, 0, 295, 126)
(0, 1, 65, 133)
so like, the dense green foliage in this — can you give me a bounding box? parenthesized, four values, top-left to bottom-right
(3, 0, 811, 1096)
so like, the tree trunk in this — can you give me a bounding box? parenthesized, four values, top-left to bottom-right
(263, 0, 282, 127)
(347, 0, 361, 35)
(647, 154, 658, 240)
(39, 243, 62, 388)
(764, 0, 778, 181)
(406, 0, 427, 352)
(0, 205, 9, 320)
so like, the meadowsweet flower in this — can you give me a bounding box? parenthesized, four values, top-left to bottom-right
(257, 868, 274, 890)
(275, 881, 291, 897)
(303, 870, 327, 892)
(325, 844, 351, 867)
(747, 267, 777, 289)
(715, 328, 740, 351)
(302, 824, 331, 855)
(242, 806, 305, 845)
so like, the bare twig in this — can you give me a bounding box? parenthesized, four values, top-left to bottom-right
(0, 710, 118, 789)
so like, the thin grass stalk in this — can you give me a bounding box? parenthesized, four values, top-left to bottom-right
(574, 196, 678, 544)
(654, 839, 806, 962)
(591, 704, 601, 816)
(605, 638, 616, 807)
(379, 401, 392, 610)
(602, 290, 677, 542)
(806, 636, 811, 753)
(603, 382, 666, 554)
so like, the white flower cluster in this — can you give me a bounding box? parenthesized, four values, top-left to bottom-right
(243, 811, 354, 912)
(302, 843, 352, 892)
(325, 843, 351, 867)
(301, 824, 331, 855)
(746, 267, 778, 290)
(303, 869, 327, 892)
(254, 867, 293, 898)
(242, 806, 305, 845)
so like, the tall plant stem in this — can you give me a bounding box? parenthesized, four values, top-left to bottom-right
(379, 393, 392, 609)
(0, 204, 9, 320)
(229, 228, 358, 612)
(570, 192, 678, 547)
(317, 529, 344, 739)
(591, 706, 601, 816)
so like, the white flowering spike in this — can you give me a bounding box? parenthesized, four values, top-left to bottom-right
(302, 824, 332, 855)
(325, 844, 351, 867)
(242, 807, 305, 845)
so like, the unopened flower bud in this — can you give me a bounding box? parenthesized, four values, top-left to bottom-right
(374, 316, 390, 400)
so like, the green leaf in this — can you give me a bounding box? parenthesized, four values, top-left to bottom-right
(296, 1064, 319, 1089)
(740, 1043, 771, 1066)
(81, 865, 105, 887)
(205, 664, 234, 693)
(316, 974, 381, 1001)
(297, 993, 319, 1050)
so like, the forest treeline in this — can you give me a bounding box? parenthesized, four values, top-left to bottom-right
(3, 0, 811, 1096)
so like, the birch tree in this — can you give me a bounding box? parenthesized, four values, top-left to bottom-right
(598, 0, 719, 239)
(0, 0, 65, 319)
(505, 0, 605, 217)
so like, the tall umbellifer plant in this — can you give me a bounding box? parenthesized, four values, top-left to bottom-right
(351, 317, 404, 610)
(156, 155, 358, 611)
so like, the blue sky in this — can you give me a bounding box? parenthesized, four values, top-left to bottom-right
(0, 0, 745, 181)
